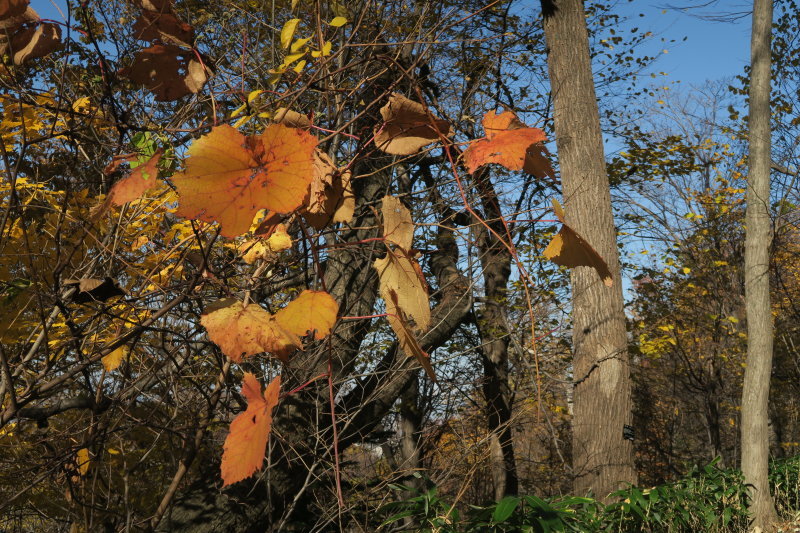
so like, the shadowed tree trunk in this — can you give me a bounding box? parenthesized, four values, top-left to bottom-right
(540, 0, 637, 501)
(741, 0, 779, 529)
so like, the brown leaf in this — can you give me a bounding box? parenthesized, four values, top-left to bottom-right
(373, 93, 450, 155)
(380, 195, 414, 250)
(121, 44, 210, 102)
(9, 21, 61, 65)
(0, 6, 36, 58)
(0, 0, 28, 19)
(133, 10, 194, 47)
(302, 151, 355, 229)
(543, 198, 613, 287)
(386, 289, 436, 381)
(64, 277, 126, 303)
(274, 107, 311, 129)
(374, 249, 430, 331)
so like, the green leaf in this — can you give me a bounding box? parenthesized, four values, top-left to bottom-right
(492, 496, 519, 524)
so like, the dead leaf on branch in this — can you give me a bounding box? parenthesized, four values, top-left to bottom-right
(386, 289, 436, 381)
(274, 107, 311, 129)
(0, 5, 63, 66)
(64, 277, 127, 303)
(121, 44, 210, 102)
(462, 110, 553, 177)
(380, 195, 414, 250)
(543, 198, 613, 287)
(133, 10, 194, 47)
(201, 290, 338, 363)
(302, 151, 354, 229)
(373, 93, 450, 155)
(221, 373, 281, 486)
(0, 0, 29, 19)
(374, 249, 430, 332)
(242, 224, 292, 264)
(173, 124, 317, 238)
(107, 149, 163, 206)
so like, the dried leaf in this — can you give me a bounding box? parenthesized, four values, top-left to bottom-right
(274, 107, 311, 128)
(76, 448, 91, 476)
(373, 93, 450, 155)
(386, 289, 435, 381)
(462, 110, 550, 175)
(380, 195, 414, 250)
(107, 149, 163, 206)
(133, 10, 194, 47)
(220, 373, 281, 486)
(9, 22, 61, 65)
(242, 224, 292, 264)
(302, 151, 354, 229)
(543, 198, 613, 287)
(173, 124, 317, 238)
(64, 277, 126, 303)
(374, 249, 430, 331)
(121, 44, 210, 102)
(0, 0, 29, 19)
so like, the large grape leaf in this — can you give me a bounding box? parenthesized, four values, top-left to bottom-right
(173, 124, 317, 237)
(543, 199, 613, 287)
(220, 373, 281, 486)
(463, 110, 553, 177)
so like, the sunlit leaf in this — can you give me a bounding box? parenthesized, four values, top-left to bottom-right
(280, 18, 300, 49)
(373, 93, 450, 155)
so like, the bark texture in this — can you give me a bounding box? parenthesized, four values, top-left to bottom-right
(541, 0, 637, 500)
(741, 0, 779, 529)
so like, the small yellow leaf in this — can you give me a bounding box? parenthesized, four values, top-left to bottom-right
(281, 19, 301, 49)
(102, 346, 129, 372)
(293, 60, 307, 73)
(682, 267, 691, 274)
(247, 89, 264, 103)
(107, 448, 120, 455)
(291, 37, 311, 52)
(76, 448, 91, 476)
(329, 16, 347, 27)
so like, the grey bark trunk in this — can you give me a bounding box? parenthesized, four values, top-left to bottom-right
(741, 0, 779, 529)
(540, 0, 637, 501)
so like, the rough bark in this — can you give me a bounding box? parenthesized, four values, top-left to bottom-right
(741, 0, 779, 529)
(540, 0, 637, 500)
(474, 168, 518, 499)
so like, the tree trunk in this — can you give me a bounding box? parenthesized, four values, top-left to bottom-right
(741, 0, 778, 529)
(540, 0, 637, 501)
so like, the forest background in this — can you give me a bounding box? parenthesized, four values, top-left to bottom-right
(2, 0, 800, 531)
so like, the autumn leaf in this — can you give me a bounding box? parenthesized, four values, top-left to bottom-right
(302, 151, 354, 229)
(220, 373, 281, 486)
(275, 290, 338, 340)
(76, 448, 91, 476)
(462, 110, 552, 177)
(374, 250, 430, 331)
(133, 9, 194, 47)
(106, 149, 163, 206)
(373, 93, 450, 155)
(386, 289, 436, 381)
(380, 195, 414, 250)
(121, 44, 210, 102)
(102, 345, 129, 372)
(242, 223, 292, 264)
(543, 198, 613, 287)
(0, 0, 29, 19)
(173, 124, 317, 238)
(64, 277, 126, 303)
(9, 21, 62, 65)
(274, 107, 311, 128)
(201, 290, 338, 362)
(200, 299, 301, 362)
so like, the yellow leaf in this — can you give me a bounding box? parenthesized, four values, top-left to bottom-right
(247, 89, 264, 103)
(380, 195, 414, 250)
(76, 448, 91, 476)
(293, 60, 307, 73)
(329, 16, 347, 27)
(281, 19, 301, 49)
(290, 37, 311, 52)
(102, 345, 129, 372)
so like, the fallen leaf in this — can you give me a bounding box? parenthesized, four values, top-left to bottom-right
(221, 373, 281, 486)
(200, 299, 301, 362)
(275, 290, 338, 340)
(380, 195, 414, 250)
(373, 93, 450, 155)
(386, 289, 435, 381)
(121, 44, 210, 102)
(462, 110, 552, 176)
(173, 124, 317, 237)
(102, 345, 129, 372)
(543, 198, 613, 287)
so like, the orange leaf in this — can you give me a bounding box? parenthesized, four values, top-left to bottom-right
(173, 124, 317, 237)
(380, 195, 414, 250)
(386, 289, 436, 381)
(275, 290, 338, 340)
(543, 198, 613, 287)
(220, 373, 281, 486)
(374, 249, 430, 332)
(107, 150, 163, 206)
(462, 110, 551, 175)
(200, 299, 302, 362)
(373, 93, 450, 155)
(121, 44, 210, 102)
